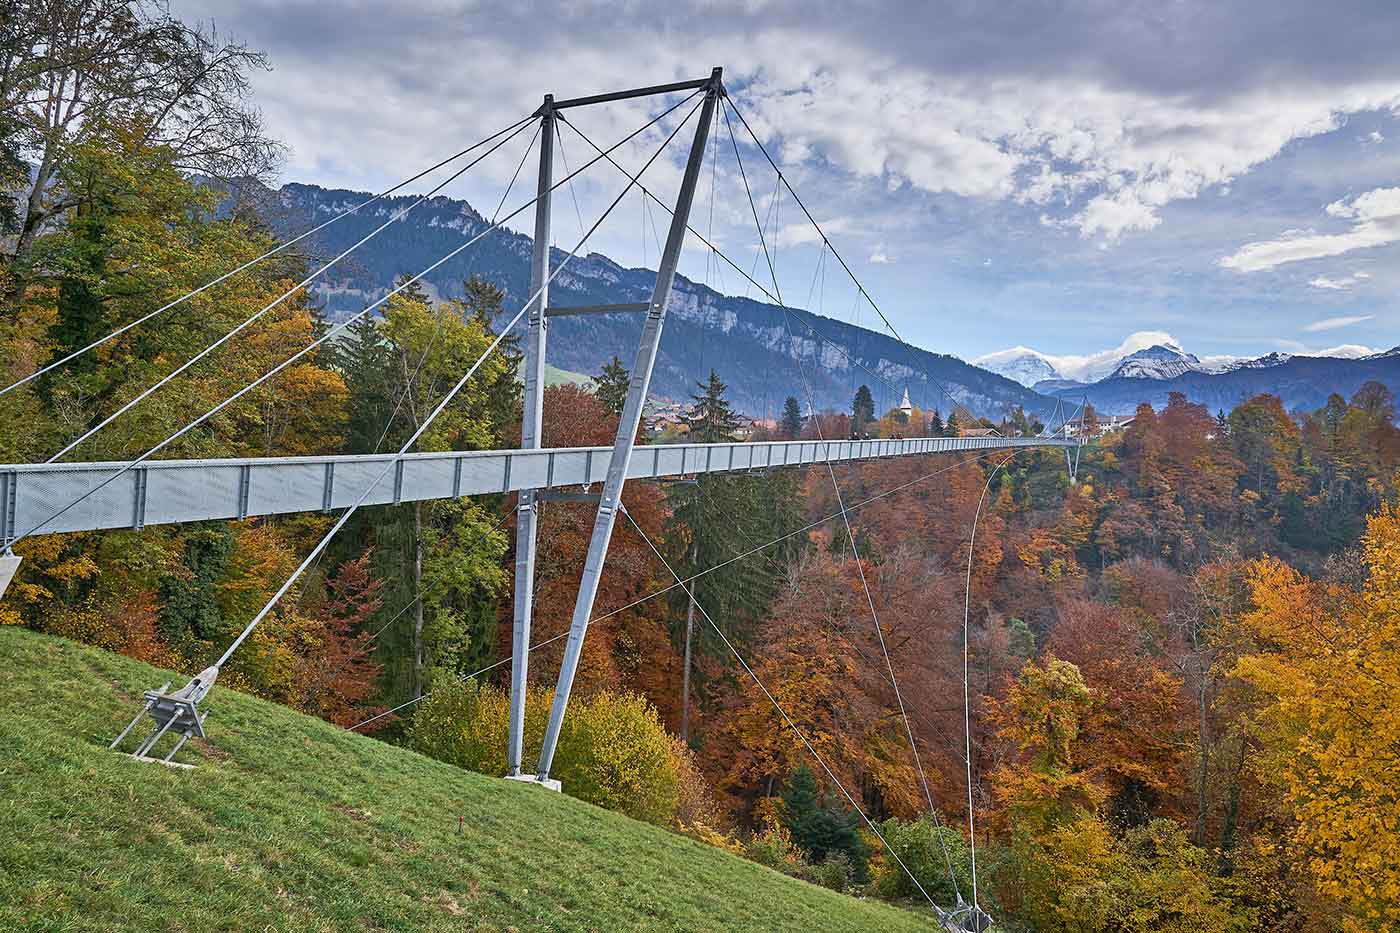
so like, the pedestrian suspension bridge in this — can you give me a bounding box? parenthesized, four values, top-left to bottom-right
(0, 68, 1085, 931)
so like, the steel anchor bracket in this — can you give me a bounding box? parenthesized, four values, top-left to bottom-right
(109, 665, 219, 767)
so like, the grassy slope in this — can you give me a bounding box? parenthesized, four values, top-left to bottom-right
(0, 627, 926, 932)
(544, 363, 594, 389)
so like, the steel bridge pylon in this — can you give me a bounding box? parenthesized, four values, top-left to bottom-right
(505, 68, 725, 789)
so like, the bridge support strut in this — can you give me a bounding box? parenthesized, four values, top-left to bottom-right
(506, 95, 554, 778)
(533, 68, 723, 784)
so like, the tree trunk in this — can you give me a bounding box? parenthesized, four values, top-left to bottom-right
(1216, 737, 1248, 875)
(680, 536, 698, 743)
(680, 592, 695, 742)
(6, 145, 57, 303)
(1192, 672, 1211, 845)
(412, 501, 425, 699)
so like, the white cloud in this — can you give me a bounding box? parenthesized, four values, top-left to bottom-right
(731, 56, 1400, 242)
(1314, 344, 1378, 357)
(167, 0, 1400, 266)
(1275, 340, 1378, 357)
(1221, 187, 1400, 271)
(774, 217, 850, 247)
(1303, 313, 1375, 332)
(869, 245, 893, 264)
(1308, 271, 1372, 290)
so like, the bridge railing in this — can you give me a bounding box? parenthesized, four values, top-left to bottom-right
(0, 435, 1073, 540)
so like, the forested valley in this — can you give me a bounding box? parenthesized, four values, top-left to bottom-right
(3, 3, 1399, 930)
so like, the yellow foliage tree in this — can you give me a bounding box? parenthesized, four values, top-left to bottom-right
(991, 656, 1107, 836)
(1006, 816, 1250, 933)
(1233, 504, 1400, 927)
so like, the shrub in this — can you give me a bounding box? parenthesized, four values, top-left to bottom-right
(742, 819, 809, 877)
(810, 851, 854, 893)
(669, 736, 740, 850)
(670, 736, 720, 827)
(994, 816, 1250, 932)
(554, 690, 679, 825)
(874, 814, 973, 905)
(410, 682, 679, 826)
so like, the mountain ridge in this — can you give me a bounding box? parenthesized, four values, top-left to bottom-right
(243, 181, 1399, 422)
(248, 181, 1054, 420)
(1042, 349, 1400, 415)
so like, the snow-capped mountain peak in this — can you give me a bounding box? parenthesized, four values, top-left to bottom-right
(1215, 351, 1293, 373)
(1107, 344, 1205, 380)
(970, 347, 1063, 387)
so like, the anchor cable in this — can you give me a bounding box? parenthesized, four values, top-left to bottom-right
(210, 95, 704, 671)
(12, 91, 703, 547)
(0, 114, 537, 400)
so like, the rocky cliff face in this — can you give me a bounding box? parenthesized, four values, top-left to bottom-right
(255, 182, 1051, 419)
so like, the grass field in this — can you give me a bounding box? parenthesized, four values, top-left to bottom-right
(0, 627, 928, 931)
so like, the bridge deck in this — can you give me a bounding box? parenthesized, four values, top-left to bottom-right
(1, 436, 1072, 540)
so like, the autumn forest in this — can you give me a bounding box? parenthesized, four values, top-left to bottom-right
(3, 3, 1400, 931)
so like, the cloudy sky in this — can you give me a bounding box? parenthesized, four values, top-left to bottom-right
(175, 0, 1400, 364)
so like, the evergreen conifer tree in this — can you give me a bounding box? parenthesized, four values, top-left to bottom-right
(337, 311, 394, 453)
(666, 371, 802, 740)
(852, 384, 875, 436)
(779, 765, 869, 877)
(780, 395, 803, 439)
(685, 370, 741, 442)
(929, 408, 945, 437)
(593, 356, 630, 416)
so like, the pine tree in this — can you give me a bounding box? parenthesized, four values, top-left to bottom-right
(780, 765, 869, 876)
(780, 395, 803, 440)
(685, 370, 741, 443)
(594, 356, 630, 416)
(928, 408, 945, 437)
(666, 376, 803, 739)
(945, 410, 962, 437)
(459, 275, 521, 443)
(780, 764, 821, 832)
(345, 280, 516, 706)
(336, 312, 395, 453)
(852, 384, 875, 437)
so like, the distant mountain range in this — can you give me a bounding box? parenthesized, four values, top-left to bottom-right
(976, 340, 1400, 416)
(245, 182, 1050, 420)
(240, 181, 1398, 421)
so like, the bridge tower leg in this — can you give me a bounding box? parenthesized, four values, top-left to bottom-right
(506, 99, 554, 778)
(535, 69, 723, 785)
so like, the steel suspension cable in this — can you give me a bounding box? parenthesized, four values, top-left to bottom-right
(689, 470, 970, 762)
(960, 453, 1015, 913)
(347, 450, 995, 732)
(724, 108, 963, 901)
(46, 117, 540, 464)
(619, 506, 947, 918)
(722, 97, 982, 431)
(552, 121, 589, 243)
(371, 121, 543, 456)
(555, 112, 916, 410)
(0, 114, 537, 400)
(10, 92, 703, 548)
(209, 97, 701, 673)
(232, 126, 541, 607)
